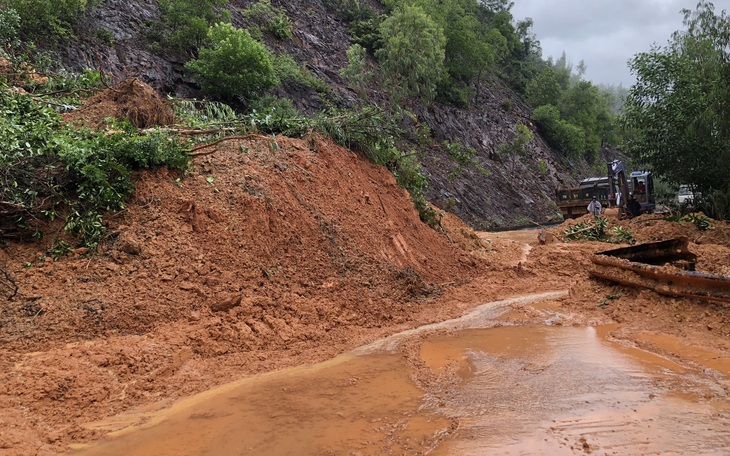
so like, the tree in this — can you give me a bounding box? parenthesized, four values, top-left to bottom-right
(185, 23, 279, 101)
(375, 4, 446, 103)
(1, 0, 98, 37)
(622, 1, 730, 196)
(158, 0, 230, 52)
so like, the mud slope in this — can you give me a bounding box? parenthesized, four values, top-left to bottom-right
(0, 133, 489, 454)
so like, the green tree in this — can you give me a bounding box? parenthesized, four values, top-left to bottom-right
(375, 4, 446, 102)
(185, 23, 279, 101)
(622, 1, 730, 196)
(532, 104, 586, 159)
(158, 0, 229, 52)
(340, 44, 372, 98)
(525, 67, 561, 107)
(1, 0, 99, 37)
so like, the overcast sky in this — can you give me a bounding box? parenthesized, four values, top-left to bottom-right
(510, 0, 730, 87)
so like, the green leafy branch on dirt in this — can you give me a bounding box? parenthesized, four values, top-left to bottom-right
(564, 217, 636, 244)
(663, 213, 712, 231)
(0, 81, 189, 249)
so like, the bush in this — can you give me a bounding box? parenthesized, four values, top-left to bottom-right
(186, 23, 279, 101)
(375, 4, 446, 103)
(273, 53, 328, 92)
(158, 0, 230, 51)
(340, 44, 371, 97)
(3, 0, 99, 38)
(0, 86, 189, 248)
(243, 0, 293, 40)
(0, 8, 20, 52)
(532, 104, 585, 159)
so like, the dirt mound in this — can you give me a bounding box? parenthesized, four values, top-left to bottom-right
(62, 78, 175, 129)
(0, 57, 49, 86)
(0, 134, 491, 453)
(548, 212, 730, 248)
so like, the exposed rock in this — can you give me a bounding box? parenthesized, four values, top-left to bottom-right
(49, 0, 583, 229)
(210, 294, 243, 313)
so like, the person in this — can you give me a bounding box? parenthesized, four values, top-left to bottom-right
(627, 193, 641, 217)
(587, 196, 602, 217)
(635, 181, 646, 194)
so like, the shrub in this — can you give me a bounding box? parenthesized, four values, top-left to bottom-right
(532, 104, 585, 159)
(0, 86, 189, 248)
(340, 44, 371, 97)
(243, 0, 293, 40)
(3, 0, 100, 38)
(0, 7, 20, 51)
(158, 0, 230, 51)
(185, 23, 279, 101)
(375, 4, 446, 103)
(273, 53, 328, 92)
(497, 123, 533, 158)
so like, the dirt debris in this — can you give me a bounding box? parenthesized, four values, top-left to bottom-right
(0, 130, 729, 453)
(62, 78, 175, 129)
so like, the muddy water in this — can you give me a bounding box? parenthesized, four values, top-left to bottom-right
(72, 294, 730, 456)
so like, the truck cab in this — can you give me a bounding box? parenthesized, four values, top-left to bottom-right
(628, 171, 655, 214)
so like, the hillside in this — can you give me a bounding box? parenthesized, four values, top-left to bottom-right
(0, 79, 728, 454)
(46, 0, 596, 229)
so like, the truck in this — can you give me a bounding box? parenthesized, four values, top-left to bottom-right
(556, 160, 655, 219)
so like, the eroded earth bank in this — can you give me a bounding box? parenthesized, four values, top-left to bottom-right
(1, 131, 729, 455)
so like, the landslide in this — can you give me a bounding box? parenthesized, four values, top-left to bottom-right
(0, 115, 491, 453)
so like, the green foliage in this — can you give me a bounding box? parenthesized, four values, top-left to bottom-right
(683, 213, 712, 231)
(621, 1, 730, 203)
(497, 123, 533, 157)
(245, 96, 310, 136)
(525, 67, 561, 107)
(243, 0, 293, 40)
(705, 186, 730, 221)
(532, 104, 585, 159)
(564, 217, 607, 241)
(0, 85, 190, 248)
(158, 0, 229, 51)
(186, 23, 278, 101)
(0, 7, 21, 52)
(538, 159, 549, 176)
(272, 53, 328, 92)
(171, 99, 239, 127)
(443, 140, 475, 179)
(2, 0, 99, 38)
(611, 226, 636, 244)
(564, 217, 635, 244)
(323, 0, 376, 22)
(312, 106, 401, 165)
(525, 57, 617, 159)
(348, 15, 384, 53)
(375, 4, 446, 103)
(413, 0, 497, 85)
(340, 44, 372, 98)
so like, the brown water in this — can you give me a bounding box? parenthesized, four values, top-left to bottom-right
(71, 293, 730, 456)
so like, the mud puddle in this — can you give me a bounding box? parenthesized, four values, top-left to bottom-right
(71, 293, 730, 455)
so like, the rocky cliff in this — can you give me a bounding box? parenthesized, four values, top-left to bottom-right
(54, 0, 585, 229)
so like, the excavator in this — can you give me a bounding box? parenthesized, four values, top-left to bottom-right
(555, 160, 655, 219)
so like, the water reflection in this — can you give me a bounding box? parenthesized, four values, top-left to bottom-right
(72, 316, 730, 455)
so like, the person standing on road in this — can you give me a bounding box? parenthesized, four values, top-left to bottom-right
(587, 196, 602, 217)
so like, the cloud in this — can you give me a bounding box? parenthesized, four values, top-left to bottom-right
(511, 0, 730, 85)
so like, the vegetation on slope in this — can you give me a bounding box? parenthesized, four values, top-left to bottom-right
(1, 0, 728, 250)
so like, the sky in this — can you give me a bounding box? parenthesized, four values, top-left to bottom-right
(510, 0, 730, 87)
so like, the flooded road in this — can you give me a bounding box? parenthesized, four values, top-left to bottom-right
(72, 293, 730, 455)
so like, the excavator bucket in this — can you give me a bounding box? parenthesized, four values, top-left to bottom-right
(590, 237, 730, 303)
